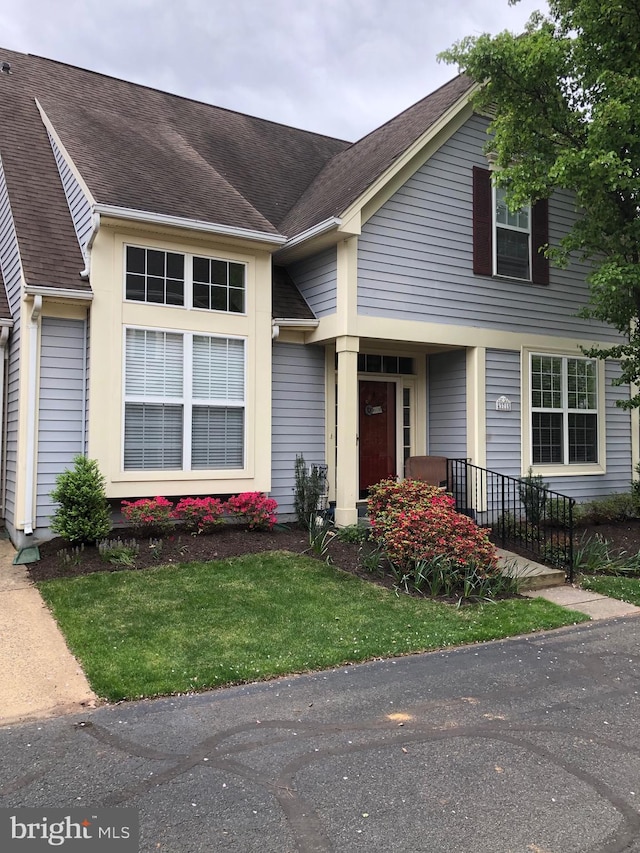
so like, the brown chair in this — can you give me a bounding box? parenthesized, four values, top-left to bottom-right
(405, 456, 448, 488)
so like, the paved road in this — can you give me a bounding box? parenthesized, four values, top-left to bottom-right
(1, 618, 640, 852)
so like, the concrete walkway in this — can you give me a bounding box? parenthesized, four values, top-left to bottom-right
(523, 583, 640, 619)
(0, 539, 96, 726)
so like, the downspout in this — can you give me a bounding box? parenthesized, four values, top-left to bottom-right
(79, 211, 100, 280)
(23, 294, 42, 535)
(0, 325, 10, 515)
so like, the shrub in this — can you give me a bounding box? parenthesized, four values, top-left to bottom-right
(578, 492, 640, 524)
(226, 492, 277, 530)
(368, 478, 498, 577)
(173, 497, 225, 534)
(335, 523, 369, 544)
(50, 456, 112, 544)
(294, 454, 326, 529)
(121, 496, 174, 536)
(518, 467, 549, 524)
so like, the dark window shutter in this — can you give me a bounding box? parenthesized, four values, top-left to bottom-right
(531, 198, 549, 285)
(473, 166, 493, 276)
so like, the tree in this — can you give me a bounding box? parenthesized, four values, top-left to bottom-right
(440, 0, 640, 407)
(50, 456, 112, 544)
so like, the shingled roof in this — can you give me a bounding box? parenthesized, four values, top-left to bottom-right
(0, 47, 475, 300)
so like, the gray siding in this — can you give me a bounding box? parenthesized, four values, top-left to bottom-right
(0, 155, 21, 528)
(271, 341, 325, 514)
(288, 247, 337, 317)
(485, 349, 633, 500)
(358, 114, 615, 342)
(486, 349, 521, 478)
(36, 318, 86, 530)
(428, 350, 466, 457)
(47, 131, 93, 260)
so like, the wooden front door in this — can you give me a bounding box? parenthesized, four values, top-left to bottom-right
(359, 380, 396, 494)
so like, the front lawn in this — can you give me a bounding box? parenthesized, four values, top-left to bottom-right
(580, 574, 640, 606)
(38, 552, 588, 702)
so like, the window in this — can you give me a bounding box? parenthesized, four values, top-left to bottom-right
(125, 246, 246, 313)
(530, 354, 598, 465)
(124, 328, 245, 471)
(126, 247, 184, 306)
(193, 257, 245, 313)
(472, 167, 549, 285)
(495, 187, 530, 279)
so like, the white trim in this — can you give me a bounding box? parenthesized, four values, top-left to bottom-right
(271, 318, 319, 327)
(95, 204, 287, 245)
(281, 217, 342, 250)
(24, 285, 94, 302)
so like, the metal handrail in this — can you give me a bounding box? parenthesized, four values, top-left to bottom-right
(447, 459, 575, 581)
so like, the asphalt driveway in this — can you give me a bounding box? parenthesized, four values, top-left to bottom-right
(1, 617, 639, 852)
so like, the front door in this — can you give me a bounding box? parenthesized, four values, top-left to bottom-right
(359, 380, 396, 495)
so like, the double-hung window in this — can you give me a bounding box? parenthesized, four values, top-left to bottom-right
(530, 354, 598, 465)
(125, 246, 245, 313)
(124, 328, 245, 471)
(495, 187, 530, 279)
(472, 167, 549, 285)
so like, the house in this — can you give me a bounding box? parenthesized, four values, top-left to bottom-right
(0, 48, 635, 548)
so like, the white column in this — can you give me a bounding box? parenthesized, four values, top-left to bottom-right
(335, 335, 359, 527)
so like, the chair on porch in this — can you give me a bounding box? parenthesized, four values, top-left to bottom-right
(405, 456, 448, 488)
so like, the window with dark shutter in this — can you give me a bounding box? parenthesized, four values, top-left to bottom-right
(472, 167, 550, 285)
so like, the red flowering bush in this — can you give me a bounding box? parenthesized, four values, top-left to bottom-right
(368, 478, 497, 574)
(121, 496, 174, 536)
(173, 497, 225, 534)
(226, 492, 278, 531)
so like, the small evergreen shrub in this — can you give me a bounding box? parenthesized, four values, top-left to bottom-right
(49, 456, 112, 544)
(173, 497, 225, 534)
(226, 492, 278, 530)
(294, 454, 326, 529)
(579, 492, 639, 524)
(121, 496, 174, 536)
(518, 467, 549, 524)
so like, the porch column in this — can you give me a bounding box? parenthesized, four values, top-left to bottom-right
(466, 345, 486, 468)
(335, 334, 359, 527)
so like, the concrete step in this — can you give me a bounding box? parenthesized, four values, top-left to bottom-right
(497, 548, 566, 590)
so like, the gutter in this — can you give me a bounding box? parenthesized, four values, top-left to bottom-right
(271, 318, 319, 340)
(279, 217, 342, 251)
(93, 204, 287, 246)
(23, 294, 42, 535)
(79, 211, 101, 279)
(25, 285, 94, 301)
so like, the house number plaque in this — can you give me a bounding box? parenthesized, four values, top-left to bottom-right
(495, 396, 512, 412)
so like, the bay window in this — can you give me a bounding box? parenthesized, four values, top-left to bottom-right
(124, 328, 245, 471)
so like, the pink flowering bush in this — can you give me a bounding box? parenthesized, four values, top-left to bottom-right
(173, 497, 225, 534)
(368, 478, 498, 589)
(226, 492, 278, 531)
(121, 496, 174, 536)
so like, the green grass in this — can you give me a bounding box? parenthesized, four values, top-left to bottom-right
(580, 574, 640, 606)
(38, 552, 589, 702)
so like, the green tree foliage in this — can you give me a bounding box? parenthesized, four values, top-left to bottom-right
(440, 0, 640, 406)
(50, 456, 112, 544)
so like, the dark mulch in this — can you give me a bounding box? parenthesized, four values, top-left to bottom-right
(27, 523, 379, 585)
(25, 519, 640, 586)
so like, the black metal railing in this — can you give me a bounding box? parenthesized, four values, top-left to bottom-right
(447, 459, 575, 581)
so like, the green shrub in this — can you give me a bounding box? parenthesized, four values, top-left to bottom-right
(518, 467, 549, 524)
(335, 523, 368, 544)
(294, 455, 326, 529)
(578, 492, 639, 524)
(50, 456, 112, 544)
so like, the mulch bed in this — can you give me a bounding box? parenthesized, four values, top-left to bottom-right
(25, 519, 640, 586)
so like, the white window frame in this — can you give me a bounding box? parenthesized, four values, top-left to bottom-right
(522, 349, 606, 476)
(122, 326, 247, 472)
(493, 186, 532, 281)
(124, 245, 247, 315)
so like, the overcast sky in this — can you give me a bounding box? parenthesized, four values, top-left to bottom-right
(1, 0, 546, 141)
